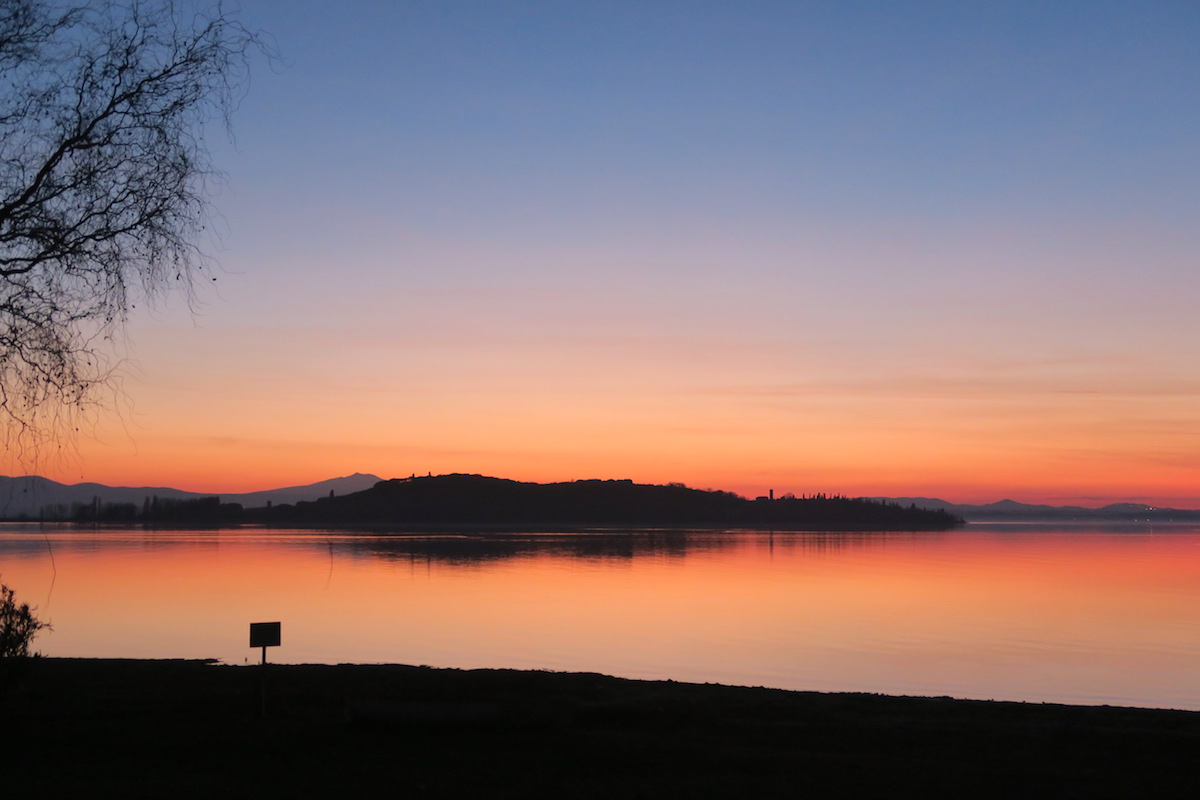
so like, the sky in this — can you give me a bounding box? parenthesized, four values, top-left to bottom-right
(21, 0, 1200, 505)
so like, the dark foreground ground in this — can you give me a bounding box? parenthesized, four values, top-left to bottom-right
(4, 659, 1199, 798)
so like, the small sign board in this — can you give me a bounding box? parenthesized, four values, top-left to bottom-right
(249, 621, 281, 649)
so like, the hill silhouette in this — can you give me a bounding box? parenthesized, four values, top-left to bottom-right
(0, 473, 382, 520)
(254, 474, 961, 530)
(869, 496, 1200, 522)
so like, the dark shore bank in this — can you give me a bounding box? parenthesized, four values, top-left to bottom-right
(5, 659, 1199, 798)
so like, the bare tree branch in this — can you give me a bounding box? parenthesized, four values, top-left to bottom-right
(0, 0, 268, 450)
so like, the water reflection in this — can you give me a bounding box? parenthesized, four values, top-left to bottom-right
(0, 524, 950, 565)
(339, 530, 713, 565)
(328, 529, 951, 566)
(1, 523, 1197, 710)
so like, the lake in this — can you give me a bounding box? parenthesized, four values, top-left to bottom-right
(1, 523, 1197, 710)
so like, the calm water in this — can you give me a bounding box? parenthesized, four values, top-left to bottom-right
(1, 523, 1197, 710)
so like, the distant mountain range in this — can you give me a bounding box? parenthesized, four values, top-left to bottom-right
(0, 473, 383, 520)
(867, 497, 1200, 522)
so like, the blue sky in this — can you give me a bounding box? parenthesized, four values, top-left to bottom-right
(64, 0, 1200, 503)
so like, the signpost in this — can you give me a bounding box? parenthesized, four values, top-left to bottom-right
(249, 621, 281, 718)
(249, 621, 281, 665)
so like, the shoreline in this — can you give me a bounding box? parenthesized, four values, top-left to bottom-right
(7, 658, 1199, 797)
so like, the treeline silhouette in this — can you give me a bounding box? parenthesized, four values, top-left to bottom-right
(250, 474, 962, 530)
(41, 496, 243, 524)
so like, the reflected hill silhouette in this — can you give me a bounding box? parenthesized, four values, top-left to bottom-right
(328, 529, 947, 567)
(333, 530, 723, 566)
(252, 474, 961, 530)
(0, 526, 947, 570)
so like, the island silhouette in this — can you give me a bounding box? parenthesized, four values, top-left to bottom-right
(17, 473, 961, 528)
(248, 473, 961, 530)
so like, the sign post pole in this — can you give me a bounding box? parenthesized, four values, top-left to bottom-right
(249, 622, 282, 717)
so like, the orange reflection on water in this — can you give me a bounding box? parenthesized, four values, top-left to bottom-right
(1, 525, 1197, 708)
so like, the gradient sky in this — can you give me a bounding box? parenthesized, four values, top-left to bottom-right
(24, 0, 1200, 505)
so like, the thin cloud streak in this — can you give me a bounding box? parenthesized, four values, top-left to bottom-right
(698, 376, 1200, 400)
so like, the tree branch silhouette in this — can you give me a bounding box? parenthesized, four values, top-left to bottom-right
(0, 0, 268, 452)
